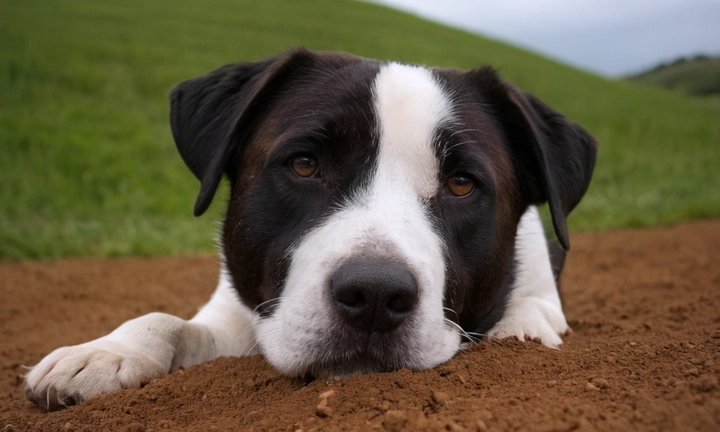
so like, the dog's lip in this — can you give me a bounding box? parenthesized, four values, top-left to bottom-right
(300, 329, 416, 376)
(306, 350, 408, 377)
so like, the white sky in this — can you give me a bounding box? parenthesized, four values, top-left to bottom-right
(366, 0, 720, 76)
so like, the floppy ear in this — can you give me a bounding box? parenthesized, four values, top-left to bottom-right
(474, 68, 598, 250)
(169, 48, 315, 216)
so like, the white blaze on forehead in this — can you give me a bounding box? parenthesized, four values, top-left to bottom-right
(373, 63, 454, 199)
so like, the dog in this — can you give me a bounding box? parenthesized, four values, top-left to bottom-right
(25, 48, 597, 411)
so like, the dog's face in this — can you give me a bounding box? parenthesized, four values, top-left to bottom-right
(170, 49, 596, 376)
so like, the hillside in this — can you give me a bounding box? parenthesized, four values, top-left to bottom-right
(629, 55, 720, 96)
(1, 0, 718, 259)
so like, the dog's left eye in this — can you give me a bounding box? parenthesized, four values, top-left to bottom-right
(291, 154, 319, 178)
(446, 173, 475, 197)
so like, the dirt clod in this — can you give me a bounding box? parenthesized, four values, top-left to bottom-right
(315, 402, 333, 418)
(315, 388, 336, 418)
(318, 389, 336, 399)
(383, 410, 407, 431)
(432, 391, 451, 405)
(1, 220, 720, 431)
(590, 378, 609, 389)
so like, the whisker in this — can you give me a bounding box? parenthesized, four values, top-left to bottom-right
(253, 298, 281, 315)
(234, 316, 261, 349)
(483, 334, 503, 344)
(244, 326, 279, 356)
(464, 331, 485, 338)
(442, 307, 460, 322)
(448, 128, 481, 138)
(232, 301, 282, 355)
(443, 318, 482, 344)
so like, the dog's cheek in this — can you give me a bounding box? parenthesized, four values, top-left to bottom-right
(224, 169, 338, 310)
(221, 194, 269, 309)
(433, 184, 525, 333)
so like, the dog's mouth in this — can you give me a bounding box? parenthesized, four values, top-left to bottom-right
(302, 335, 416, 378)
(254, 299, 464, 378)
(294, 317, 439, 378)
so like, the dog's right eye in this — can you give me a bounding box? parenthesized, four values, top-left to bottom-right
(291, 154, 319, 178)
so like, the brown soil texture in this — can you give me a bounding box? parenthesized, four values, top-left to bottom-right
(1, 220, 720, 431)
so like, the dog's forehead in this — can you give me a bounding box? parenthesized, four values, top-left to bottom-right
(373, 62, 454, 199)
(262, 56, 380, 140)
(244, 56, 505, 201)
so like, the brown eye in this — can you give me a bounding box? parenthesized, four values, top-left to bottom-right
(446, 174, 474, 196)
(291, 154, 319, 177)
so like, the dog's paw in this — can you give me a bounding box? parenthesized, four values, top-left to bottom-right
(486, 297, 569, 348)
(25, 340, 166, 411)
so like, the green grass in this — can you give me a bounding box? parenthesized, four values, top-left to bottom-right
(1, 0, 719, 259)
(629, 56, 720, 96)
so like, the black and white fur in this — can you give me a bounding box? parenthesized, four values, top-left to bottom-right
(25, 49, 596, 410)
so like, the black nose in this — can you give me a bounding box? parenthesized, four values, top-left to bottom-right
(332, 259, 418, 333)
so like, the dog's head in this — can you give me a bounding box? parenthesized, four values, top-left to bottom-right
(169, 48, 596, 376)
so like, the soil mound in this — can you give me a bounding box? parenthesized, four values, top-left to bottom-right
(1, 220, 719, 431)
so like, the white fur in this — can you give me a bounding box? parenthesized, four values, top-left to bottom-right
(487, 206, 569, 347)
(256, 63, 460, 375)
(373, 62, 453, 199)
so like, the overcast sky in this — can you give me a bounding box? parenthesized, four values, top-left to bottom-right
(367, 0, 720, 76)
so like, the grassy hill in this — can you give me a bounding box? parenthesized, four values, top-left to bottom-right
(629, 55, 720, 96)
(1, 0, 719, 259)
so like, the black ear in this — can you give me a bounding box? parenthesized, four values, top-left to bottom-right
(169, 48, 315, 216)
(475, 68, 598, 250)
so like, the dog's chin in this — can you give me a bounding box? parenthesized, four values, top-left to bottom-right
(263, 327, 458, 379)
(309, 344, 412, 378)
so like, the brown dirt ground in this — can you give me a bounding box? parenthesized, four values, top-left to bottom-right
(1, 220, 719, 431)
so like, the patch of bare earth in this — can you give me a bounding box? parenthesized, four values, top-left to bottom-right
(1, 220, 719, 431)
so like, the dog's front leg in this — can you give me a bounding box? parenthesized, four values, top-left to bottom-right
(486, 206, 570, 348)
(25, 266, 254, 411)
